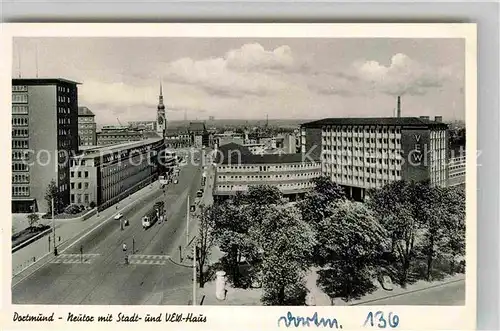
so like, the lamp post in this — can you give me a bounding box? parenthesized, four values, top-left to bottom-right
(186, 195, 190, 248)
(52, 198, 58, 256)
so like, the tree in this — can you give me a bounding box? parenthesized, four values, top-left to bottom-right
(368, 181, 419, 287)
(196, 204, 217, 287)
(315, 200, 388, 302)
(212, 198, 256, 288)
(259, 205, 316, 305)
(245, 185, 283, 206)
(45, 179, 63, 215)
(26, 212, 40, 232)
(440, 186, 466, 274)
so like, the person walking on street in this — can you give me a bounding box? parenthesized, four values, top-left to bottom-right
(122, 243, 127, 252)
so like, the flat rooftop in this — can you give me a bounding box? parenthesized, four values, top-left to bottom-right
(75, 138, 163, 159)
(301, 117, 448, 129)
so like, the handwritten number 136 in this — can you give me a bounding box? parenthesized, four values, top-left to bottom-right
(364, 311, 400, 328)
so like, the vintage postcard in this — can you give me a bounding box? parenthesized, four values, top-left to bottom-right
(0, 23, 476, 330)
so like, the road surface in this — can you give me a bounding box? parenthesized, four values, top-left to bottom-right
(358, 279, 465, 305)
(12, 162, 205, 305)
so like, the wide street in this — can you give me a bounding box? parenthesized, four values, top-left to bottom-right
(12, 153, 212, 305)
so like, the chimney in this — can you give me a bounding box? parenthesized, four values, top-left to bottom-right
(397, 96, 401, 118)
(435, 116, 443, 122)
(420, 116, 430, 120)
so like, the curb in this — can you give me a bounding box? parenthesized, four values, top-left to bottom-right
(12, 228, 52, 253)
(12, 183, 163, 284)
(349, 277, 465, 306)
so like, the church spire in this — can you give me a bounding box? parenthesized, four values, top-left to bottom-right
(158, 79, 165, 110)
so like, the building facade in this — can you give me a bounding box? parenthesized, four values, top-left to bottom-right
(96, 126, 143, 146)
(78, 107, 97, 146)
(12, 78, 80, 213)
(70, 138, 164, 210)
(189, 122, 209, 148)
(128, 120, 157, 132)
(448, 154, 466, 187)
(213, 143, 321, 201)
(301, 116, 449, 200)
(164, 127, 191, 148)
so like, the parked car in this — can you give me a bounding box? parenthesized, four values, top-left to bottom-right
(196, 190, 203, 198)
(174, 179, 179, 184)
(114, 213, 123, 220)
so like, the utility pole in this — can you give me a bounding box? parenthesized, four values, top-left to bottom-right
(192, 243, 197, 306)
(52, 198, 57, 256)
(186, 195, 190, 248)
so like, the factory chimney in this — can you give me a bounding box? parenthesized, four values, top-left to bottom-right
(397, 96, 401, 118)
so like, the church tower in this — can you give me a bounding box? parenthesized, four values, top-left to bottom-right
(156, 80, 166, 136)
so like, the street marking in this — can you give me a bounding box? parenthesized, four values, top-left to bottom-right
(51, 254, 101, 264)
(128, 254, 171, 265)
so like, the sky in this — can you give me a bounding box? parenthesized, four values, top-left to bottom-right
(13, 38, 465, 125)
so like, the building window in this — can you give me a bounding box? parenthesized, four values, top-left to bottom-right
(85, 171, 89, 178)
(12, 93, 28, 104)
(71, 183, 75, 189)
(84, 194, 89, 203)
(78, 171, 82, 178)
(12, 85, 28, 92)
(84, 182, 89, 189)
(78, 183, 82, 189)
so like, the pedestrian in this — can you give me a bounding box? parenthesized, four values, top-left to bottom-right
(122, 243, 127, 252)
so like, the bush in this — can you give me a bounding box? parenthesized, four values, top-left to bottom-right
(64, 204, 81, 215)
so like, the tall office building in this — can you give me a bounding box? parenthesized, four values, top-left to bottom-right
(78, 106, 97, 146)
(300, 116, 449, 200)
(12, 78, 80, 213)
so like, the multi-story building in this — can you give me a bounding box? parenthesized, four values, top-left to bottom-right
(70, 138, 163, 210)
(96, 126, 143, 146)
(213, 143, 321, 201)
(164, 127, 191, 148)
(12, 78, 79, 213)
(128, 120, 157, 132)
(189, 122, 209, 148)
(300, 116, 449, 200)
(78, 106, 97, 146)
(447, 145, 466, 187)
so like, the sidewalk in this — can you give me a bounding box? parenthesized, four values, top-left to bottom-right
(12, 181, 162, 278)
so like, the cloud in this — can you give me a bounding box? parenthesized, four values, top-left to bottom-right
(161, 43, 303, 98)
(351, 53, 456, 96)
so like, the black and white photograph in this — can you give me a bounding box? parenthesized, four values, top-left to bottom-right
(7, 25, 473, 312)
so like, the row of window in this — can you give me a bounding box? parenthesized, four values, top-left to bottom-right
(218, 172, 321, 180)
(12, 173, 30, 183)
(58, 107, 71, 114)
(324, 155, 403, 164)
(71, 193, 90, 204)
(12, 105, 29, 114)
(323, 137, 401, 145)
(12, 151, 29, 160)
(218, 163, 320, 171)
(12, 93, 28, 104)
(58, 117, 71, 125)
(323, 146, 404, 154)
(330, 175, 397, 187)
(217, 182, 314, 191)
(12, 117, 29, 126)
(323, 126, 402, 134)
(12, 163, 29, 172)
(80, 130, 95, 135)
(71, 181, 90, 190)
(71, 170, 89, 178)
(58, 96, 71, 103)
(12, 140, 28, 149)
(449, 171, 466, 179)
(449, 164, 466, 172)
(12, 85, 27, 92)
(58, 86, 70, 93)
(12, 128, 29, 137)
(12, 185, 30, 197)
(328, 167, 401, 176)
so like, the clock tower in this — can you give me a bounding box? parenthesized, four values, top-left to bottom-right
(156, 81, 166, 136)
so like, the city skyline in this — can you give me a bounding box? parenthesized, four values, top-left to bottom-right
(13, 38, 465, 124)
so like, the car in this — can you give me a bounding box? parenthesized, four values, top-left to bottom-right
(114, 213, 123, 220)
(174, 179, 179, 184)
(196, 190, 203, 198)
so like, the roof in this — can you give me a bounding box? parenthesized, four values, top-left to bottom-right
(78, 107, 95, 116)
(75, 138, 163, 159)
(215, 143, 315, 165)
(142, 131, 161, 139)
(12, 78, 81, 86)
(189, 122, 206, 133)
(165, 127, 189, 136)
(301, 117, 448, 129)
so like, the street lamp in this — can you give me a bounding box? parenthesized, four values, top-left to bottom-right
(52, 198, 58, 256)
